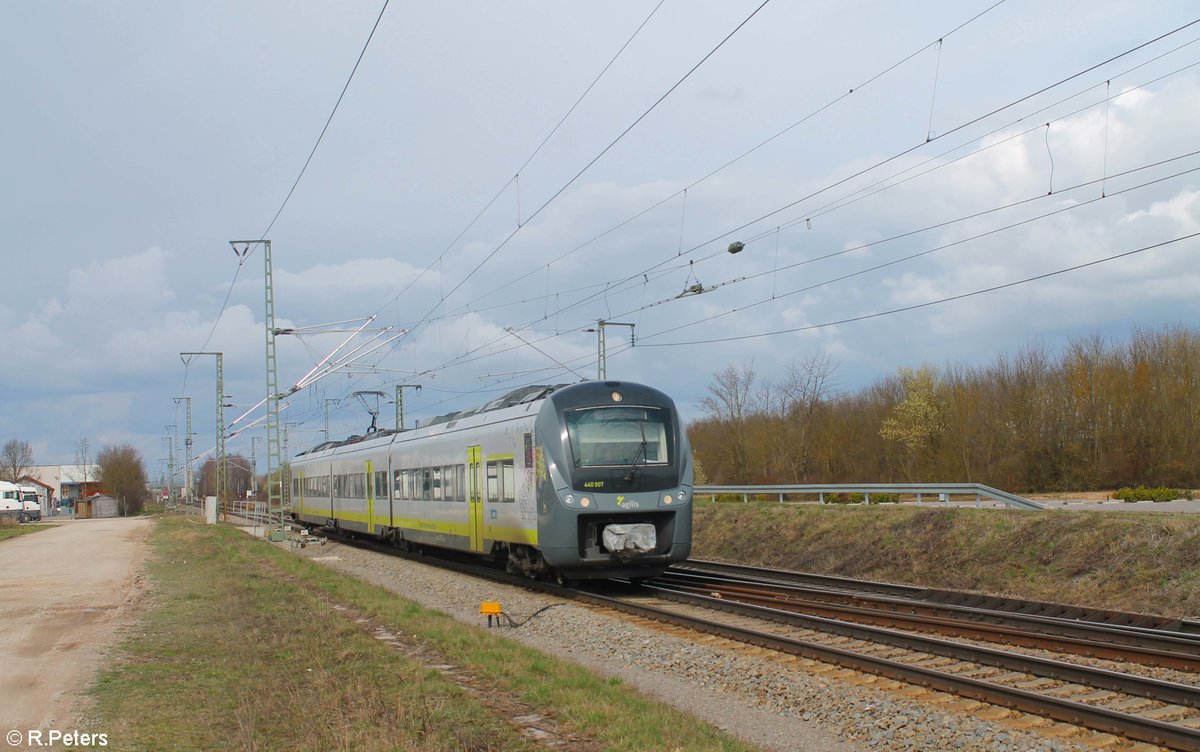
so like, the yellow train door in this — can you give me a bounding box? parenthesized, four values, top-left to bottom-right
(468, 445, 484, 551)
(366, 460, 374, 534)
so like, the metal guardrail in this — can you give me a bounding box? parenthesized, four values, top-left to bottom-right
(694, 483, 1046, 511)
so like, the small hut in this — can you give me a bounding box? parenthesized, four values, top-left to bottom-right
(79, 494, 119, 519)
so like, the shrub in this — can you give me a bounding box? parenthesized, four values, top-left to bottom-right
(0, 515, 17, 528)
(1113, 486, 1186, 503)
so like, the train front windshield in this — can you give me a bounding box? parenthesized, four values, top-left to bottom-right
(565, 406, 671, 467)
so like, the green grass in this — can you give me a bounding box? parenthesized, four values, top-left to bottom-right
(0, 522, 54, 542)
(694, 503, 1200, 618)
(90, 517, 756, 752)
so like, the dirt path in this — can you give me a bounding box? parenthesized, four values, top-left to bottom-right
(0, 518, 152, 734)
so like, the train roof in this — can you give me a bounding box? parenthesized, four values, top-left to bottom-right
(422, 383, 566, 427)
(294, 383, 568, 457)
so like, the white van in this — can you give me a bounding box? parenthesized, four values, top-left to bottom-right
(19, 486, 42, 522)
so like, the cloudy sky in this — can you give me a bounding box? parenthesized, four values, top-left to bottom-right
(2, 1, 1198, 481)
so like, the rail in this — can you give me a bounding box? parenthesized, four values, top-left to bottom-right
(694, 483, 1046, 511)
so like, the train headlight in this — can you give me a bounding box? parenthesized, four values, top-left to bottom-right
(579, 496, 591, 508)
(661, 489, 691, 506)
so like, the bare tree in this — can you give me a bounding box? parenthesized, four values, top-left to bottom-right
(700, 363, 757, 481)
(781, 352, 838, 482)
(0, 439, 34, 483)
(225, 454, 253, 500)
(75, 436, 92, 496)
(97, 444, 148, 515)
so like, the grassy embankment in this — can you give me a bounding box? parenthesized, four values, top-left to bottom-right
(694, 502, 1200, 618)
(90, 516, 755, 752)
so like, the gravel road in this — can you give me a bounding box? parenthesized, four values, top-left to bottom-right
(0, 518, 151, 734)
(293, 540, 1094, 752)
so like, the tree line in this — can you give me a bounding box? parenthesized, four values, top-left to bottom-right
(688, 324, 1200, 492)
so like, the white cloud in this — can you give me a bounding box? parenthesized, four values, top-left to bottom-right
(1120, 189, 1200, 233)
(276, 257, 432, 300)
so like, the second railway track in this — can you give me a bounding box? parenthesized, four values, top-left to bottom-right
(315, 530, 1200, 750)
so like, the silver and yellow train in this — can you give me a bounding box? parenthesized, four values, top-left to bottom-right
(290, 380, 693, 581)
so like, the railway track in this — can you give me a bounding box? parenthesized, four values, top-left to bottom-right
(312, 531, 1200, 750)
(659, 564, 1200, 670)
(678, 558, 1200, 635)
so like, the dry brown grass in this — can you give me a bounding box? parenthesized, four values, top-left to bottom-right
(693, 502, 1200, 618)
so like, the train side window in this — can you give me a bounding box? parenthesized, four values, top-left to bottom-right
(486, 462, 499, 502)
(441, 465, 457, 501)
(432, 467, 443, 500)
(420, 468, 432, 501)
(456, 465, 466, 502)
(486, 459, 515, 502)
(375, 471, 388, 500)
(502, 461, 515, 502)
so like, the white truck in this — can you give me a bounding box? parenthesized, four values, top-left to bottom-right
(0, 481, 23, 522)
(0, 481, 41, 523)
(19, 486, 42, 522)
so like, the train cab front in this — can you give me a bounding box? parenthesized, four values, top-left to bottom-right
(535, 381, 693, 580)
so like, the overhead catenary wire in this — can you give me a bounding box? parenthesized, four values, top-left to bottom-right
(292, 2, 677, 426)
(522, 17, 1200, 332)
(512, 44, 1200, 320)
(359, 53, 1200, 345)
(177, 0, 390, 421)
(638, 232, 1200, 347)
(363, 0, 670, 322)
(280, 1, 1054, 418)
(627, 161, 1200, 343)
(466, 147, 1200, 369)
(469, 0, 1012, 310)
(269, 11, 1200, 444)
(317, 0, 779, 414)
(395, 0, 776, 332)
(777, 49, 1200, 233)
(298, 4, 1032, 424)
(259, 1, 391, 241)
(284, 219, 1200, 432)
(394, 150, 1200, 382)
